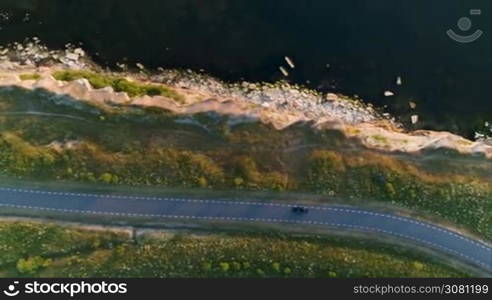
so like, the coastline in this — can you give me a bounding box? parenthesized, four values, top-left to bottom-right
(0, 62, 491, 160)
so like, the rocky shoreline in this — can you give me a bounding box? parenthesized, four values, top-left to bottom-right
(0, 43, 491, 159)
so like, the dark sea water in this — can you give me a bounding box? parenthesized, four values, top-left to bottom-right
(1, 0, 491, 137)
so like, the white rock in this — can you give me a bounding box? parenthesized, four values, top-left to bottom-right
(65, 53, 79, 61)
(279, 66, 289, 77)
(396, 76, 403, 86)
(73, 48, 85, 56)
(326, 93, 338, 101)
(284, 56, 295, 69)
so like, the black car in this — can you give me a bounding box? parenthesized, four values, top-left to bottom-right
(291, 206, 309, 214)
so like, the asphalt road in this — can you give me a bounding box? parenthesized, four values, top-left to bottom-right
(0, 186, 491, 273)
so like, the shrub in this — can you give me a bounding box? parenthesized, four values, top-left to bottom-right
(234, 156, 288, 191)
(16, 256, 52, 275)
(219, 262, 230, 272)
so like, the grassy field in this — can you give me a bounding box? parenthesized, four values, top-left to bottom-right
(0, 221, 127, 276)
(0, 86, 490, 240)
(0, 221, 466, 278)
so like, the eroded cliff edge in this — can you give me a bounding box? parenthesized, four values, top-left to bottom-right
(1, 62, 491, 159)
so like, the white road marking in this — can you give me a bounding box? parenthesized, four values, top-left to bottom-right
(0, 187, 489, 251)
(0, 187, 491, 270)
(0, 202, 489, 270)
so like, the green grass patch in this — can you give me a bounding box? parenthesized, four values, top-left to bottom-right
(371, 134, 388, 144)
(19, 74, 41, 81)
(52, 70, 184, 103)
